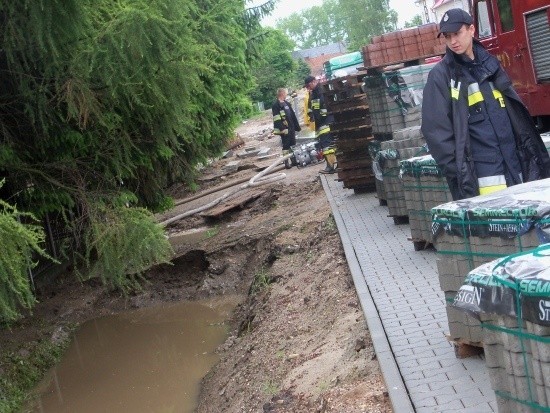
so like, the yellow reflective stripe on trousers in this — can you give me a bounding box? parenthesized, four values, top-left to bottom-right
(316, 125, 330, 137)
(489, 82, 506, 108)
(468, 83, 484, 106)
(478, 175, 507, 195)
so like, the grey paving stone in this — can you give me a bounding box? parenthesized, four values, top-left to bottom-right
(460, 404, 495, 413)
(412, 395, 438, 408)
(321, 177, 496, 412)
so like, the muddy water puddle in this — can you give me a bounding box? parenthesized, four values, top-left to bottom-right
(29, 297, 239, 413)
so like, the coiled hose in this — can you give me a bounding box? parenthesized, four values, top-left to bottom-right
(159, 153, 292, 227)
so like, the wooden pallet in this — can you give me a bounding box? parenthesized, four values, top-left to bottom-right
(446, 336, 484, 359)
(325, 94, 368, 111)
(407, 237, 434, 251)
(389, 215, 409, 225)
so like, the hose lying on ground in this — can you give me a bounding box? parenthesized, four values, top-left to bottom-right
(159, 154, 292, 227)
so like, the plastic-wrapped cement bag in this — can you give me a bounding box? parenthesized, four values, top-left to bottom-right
(453, 244, 550, 324)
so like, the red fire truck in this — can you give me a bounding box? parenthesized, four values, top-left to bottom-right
(471, 0, 550, 131)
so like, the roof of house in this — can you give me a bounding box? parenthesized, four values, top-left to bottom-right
(292, 42, 347, 60)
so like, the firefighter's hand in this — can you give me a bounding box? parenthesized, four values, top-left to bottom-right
(282, 129, 289, 135)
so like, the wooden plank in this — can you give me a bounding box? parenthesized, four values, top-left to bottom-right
(200, 189, 266, 219)
(445, 335, 484, 359)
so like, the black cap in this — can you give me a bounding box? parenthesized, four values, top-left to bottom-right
(438, 8, 473, 37)
(304, 75, 316, 86)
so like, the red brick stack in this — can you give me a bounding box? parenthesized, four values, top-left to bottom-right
(361, 24, 446, 69)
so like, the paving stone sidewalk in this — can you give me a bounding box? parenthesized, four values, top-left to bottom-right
(321, 175, 497, 413)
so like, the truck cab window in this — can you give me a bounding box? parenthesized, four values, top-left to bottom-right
(476, 1, 493, 38)
(496, 0, 514, 32)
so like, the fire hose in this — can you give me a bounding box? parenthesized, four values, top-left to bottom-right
(159, 153, 292, 227)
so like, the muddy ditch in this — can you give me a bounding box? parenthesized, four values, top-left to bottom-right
(1, 174, 392, 413)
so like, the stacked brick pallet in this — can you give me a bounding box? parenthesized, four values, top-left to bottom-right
(362, 24, 446, 68)
(377, 126, 427, 224)
(396, 64, 436, 128)
(363, 75, 405, 135)
(432, 178, 550, 347)
(362, 62, 436, 137)
(400, 154, 452, 249)
(453, 247, 550, 412)
(369, 139, 389, 205)
(322, 72, 376, 191)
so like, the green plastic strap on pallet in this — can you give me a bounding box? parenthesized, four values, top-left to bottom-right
(494, 390, 550, 412)
(432, 217, 533, 226)
(437, 250, 517, 259)
(402, 185, 448, 191)
(481, 322, 550, 343)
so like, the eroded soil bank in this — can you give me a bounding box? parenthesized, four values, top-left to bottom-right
(0, 112, 392, 412)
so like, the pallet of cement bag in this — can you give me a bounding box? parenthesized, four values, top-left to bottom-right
(432, 178, 550, 347)
(452, 245, 550, 411)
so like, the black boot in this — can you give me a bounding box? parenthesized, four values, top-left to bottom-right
(319, 153, 336, 174)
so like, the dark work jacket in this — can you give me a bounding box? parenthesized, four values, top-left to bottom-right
(421, 40, 550, 200)
(308, 84, 334, 129)
(272, 99, 300, 136)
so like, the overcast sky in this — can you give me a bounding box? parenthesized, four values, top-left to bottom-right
(259, 0, 426, 28)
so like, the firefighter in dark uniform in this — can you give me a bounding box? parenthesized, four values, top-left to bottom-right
(421, 8, 550, 200)
(304, 75, 337, 174)
(272, 88, 301, 153)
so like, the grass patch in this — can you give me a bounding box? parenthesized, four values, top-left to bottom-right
(261, 380, 279, 396)
(205, 225, 219, 238)
(250, 266, 272, 294)
(275, 222, 293, 235)
(324, 214, 336, 232)
(318, 379, 330, 392)
(0, 326, 75, 413)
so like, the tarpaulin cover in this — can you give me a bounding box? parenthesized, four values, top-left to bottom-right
(452, 244, 550, 325)
(431, 178, 550, 240)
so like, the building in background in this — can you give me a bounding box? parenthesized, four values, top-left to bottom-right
(292, 42, 347, 78)
(431, 0, 468, 23)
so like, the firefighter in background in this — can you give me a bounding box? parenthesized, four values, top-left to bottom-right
(304, 75, 336, 174)
(272, 88, 301, 154)
(303, 90, 316, 132)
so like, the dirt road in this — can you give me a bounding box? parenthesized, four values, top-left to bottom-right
(188, 113, 392, 412)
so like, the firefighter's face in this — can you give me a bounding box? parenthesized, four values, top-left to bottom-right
(443, 24, 475, 59)
(306, 80, 317, 90)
